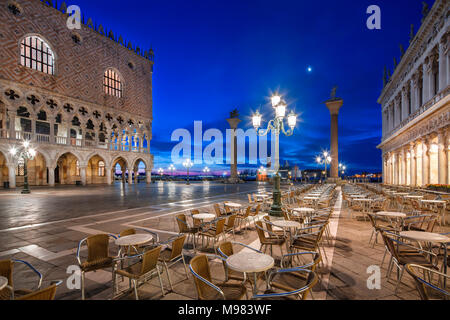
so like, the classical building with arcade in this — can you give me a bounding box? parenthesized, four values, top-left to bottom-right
(0, 0, 154, 188)
(378, 0, 449, 187)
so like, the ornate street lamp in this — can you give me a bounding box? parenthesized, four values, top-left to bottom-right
(9, 140, 36, 194)
(168, 164, 175, 180)
(316, 151, 332, 180)
(183, 159, 193, 185)
(158, 168, 164, 181)
(252, 94, 298, 217)
(202, 167, 210, 180)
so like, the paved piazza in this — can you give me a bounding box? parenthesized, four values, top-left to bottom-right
(1, 182, 446, 300)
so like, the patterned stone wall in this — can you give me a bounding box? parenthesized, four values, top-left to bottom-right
(0, 0, 153, 120)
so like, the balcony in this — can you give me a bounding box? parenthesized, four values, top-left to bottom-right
(0, 130, 149, 154)
(382, 85, 450, 142)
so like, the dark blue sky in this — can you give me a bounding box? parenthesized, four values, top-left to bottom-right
(74, 0, 427, 174)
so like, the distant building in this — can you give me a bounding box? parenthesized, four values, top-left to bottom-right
(0, 0, 154, 188)
(378, 0, 449, 187)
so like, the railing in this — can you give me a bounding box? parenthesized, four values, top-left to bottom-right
(56, 136, 67, 145)
(36, 134, 50, 144)
(2, 131, 149, 154)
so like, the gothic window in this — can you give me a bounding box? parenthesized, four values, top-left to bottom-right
(103, 69, 123, 98)
(16, 158, 25, 176)
(20, 36, 55, 75)
(98, 161, 105, 177)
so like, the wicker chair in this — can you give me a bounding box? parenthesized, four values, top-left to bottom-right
(255, 220, 286, 258)
(199, 218, 226, 254)
(381, 231, 439, 294)
(405, 264, 449, 300)
(0, 259, 43, 300)
(113, 246, 165, 299)
(16, 281, 61, 301)
(224, 214, 238, 240)
(189, 254, 247, 300)
(236, 206, 253, 231)
(77, 233, 118, 300)
(175, 213, 199, 250)
(158, 235, 189, 292)
(252, 268, 318, 300)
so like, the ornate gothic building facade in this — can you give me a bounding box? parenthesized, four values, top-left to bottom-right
(378, 0, 449, 187)
(0, 0, 154, 188)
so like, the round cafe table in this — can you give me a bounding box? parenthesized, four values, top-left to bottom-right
(271, 220, 301, 229)
(115, 234, 154, 259)
(115, 234, 153, 247)
(405, 195, 424, 199)
(374, 211, 406, 218)
(226, 251, 274, 294)
(399, 231, 449, 287)
(292, 207, 315, 214)
(192, 213, 216, 221)
(0, 276, 7, 291)
(225, 202, 242, 208)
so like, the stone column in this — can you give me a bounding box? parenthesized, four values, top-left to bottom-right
(422, 138, 430, 186)
(438, 130, 448, 185)
(325, 98, 344, 179)
(49, 120, 55, 144)
(401, 88, 408, 122)
(128, 168, 133, 185)
(31, 115, 36, 141)
(382, 110, 387, 137)
(146, 169, 152, 184)
(48, 166, 55, 187)
(439, 39, 447, 92)
(66, 122, 71, 146)
(410, 143, 416, 186)
(410, 76, 417, 113)
(226, 115, 242, 183)
(402, 149, 407, 185)
(8, 111, 16, 140)
(106, 166, 112, 185)
(422, 63, 430, 104)
(80, 166, 87, 186)
(393, 98, 399, 128)
(7, 164, 16, 189)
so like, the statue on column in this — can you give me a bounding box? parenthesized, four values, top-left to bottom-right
(226, 108, 242, 184)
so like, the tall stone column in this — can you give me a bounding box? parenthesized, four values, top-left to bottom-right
(422, 63, 430, 104)
(401, 88, 408, 121)
(402, 149, 407, 185)
(49, 120, 55, 144)
(128, 168, 133, 185)
(438, 130, 448, 185)
(106, 167, 112, 185)
(422, 138, 430, 186)
(8, 111, 16, 140)
(226, 111, 241, 183)
(325, 96, 343, 180)
(80, 166, 87, 186)
(439, 39, 447, 92)
(7, 164, 16, 189)
(410, 143, 416, 186)
(394, 97, 401, 127)
(146, 169, 152, 184)
(410, 76, 417, 113)
(48, 166, 55, 187)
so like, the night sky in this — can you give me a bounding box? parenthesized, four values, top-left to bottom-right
(73, 0, 427, 175)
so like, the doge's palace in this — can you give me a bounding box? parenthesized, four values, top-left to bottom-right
(378, 0, 449, 187)
(0, 0, 154, 188)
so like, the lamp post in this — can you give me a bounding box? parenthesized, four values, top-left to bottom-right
(168, 164, 175, 180)
(158, 168, 164, 181)
(9, 140, 36, 194)
(203, 167, 210, 180)
(252, 94, 298, 217)
(316, 151, 332, 181)
(183, 159, 193, 185)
